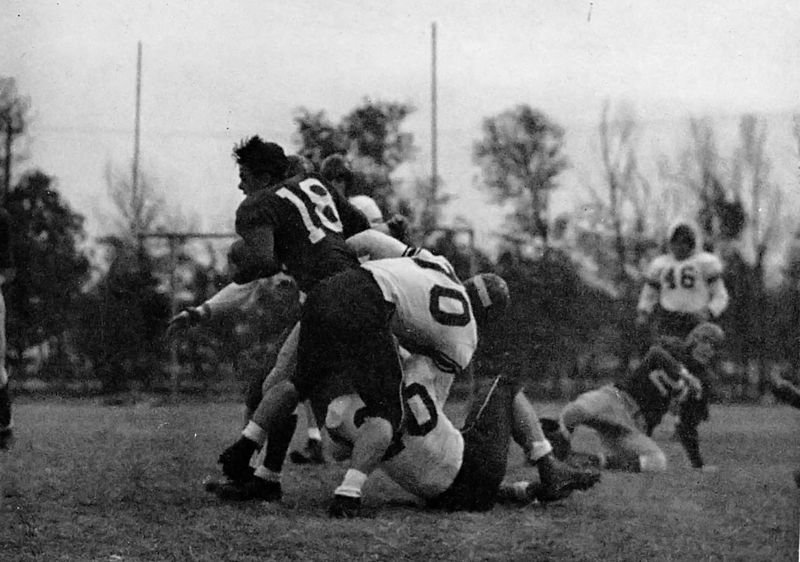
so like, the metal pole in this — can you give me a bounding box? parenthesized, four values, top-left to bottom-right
(431, 22, 438, 226)
(132, 41, 142, 236)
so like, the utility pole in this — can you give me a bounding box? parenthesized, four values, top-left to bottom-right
(430, 22, 438, 224)
(132, 41, 142, 235)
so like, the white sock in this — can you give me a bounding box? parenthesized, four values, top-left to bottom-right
(334, 469, 367, 498)
(307, 427, 322, 441)
(242, 421, 266, 447)
(530, 440, 554, 463)
(508, 481, 531, 502)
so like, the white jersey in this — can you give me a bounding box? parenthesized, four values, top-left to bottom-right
(325, 354, 464, 499)
(638, 251, 728, 316)
(362, 255, 478, 374)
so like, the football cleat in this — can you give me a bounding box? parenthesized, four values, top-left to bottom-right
(218, 438, 258, 484)
(211, 477, 282, 502)
(328, 494, 362, 518)
(289, 438, 326, 465)
(534, 454, 601, 502)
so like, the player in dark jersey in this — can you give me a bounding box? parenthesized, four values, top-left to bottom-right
(231, 137, 369, 291)
(553, 323, 724, 472)
(170, 136, 369, 486)
(0, 206, 14, 449)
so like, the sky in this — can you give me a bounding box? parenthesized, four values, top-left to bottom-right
(2, 0, 799, 254)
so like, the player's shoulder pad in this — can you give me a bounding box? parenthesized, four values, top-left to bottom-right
(645, 254, 671, 281)
(694, 252, 724, 278)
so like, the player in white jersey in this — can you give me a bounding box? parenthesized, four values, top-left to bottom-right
(324, 354, 601, 511)
(636, 221, 729, 340)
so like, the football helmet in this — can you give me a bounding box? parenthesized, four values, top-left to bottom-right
(686, 322, 725, 348)
(464, 273, 510, 323)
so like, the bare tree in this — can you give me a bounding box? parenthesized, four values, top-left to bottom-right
(105, 161, 166, 240)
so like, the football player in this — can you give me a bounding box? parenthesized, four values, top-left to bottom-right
(636, 221, 729, 339)
(322, 354, 600, 512)
(552, 322, 725, 473)
(168, 136, 371, 478)
(0, 205, 15, 450)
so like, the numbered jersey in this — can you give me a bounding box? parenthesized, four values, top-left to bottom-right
(361, 256, 478, 374)
(235, 175, 369, 292)
(644, 251, 724, 314)
(617, 338, 697, 430)
(325, 355, 465, 499)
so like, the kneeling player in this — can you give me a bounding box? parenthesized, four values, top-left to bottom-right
(551, 323, 724, 472)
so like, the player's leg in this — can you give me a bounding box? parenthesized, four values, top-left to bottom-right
(212, 379, 301, 500)
(0, 289, 12, 450)
(606, 430, 666, 472)
(560, 386, 639, 470)
(675, 394, 710, 469)
(214, 322, 302, 486)
(511, 392, 600, 501)
(329, 323, 403, 518)
(288, 400, 326, 465)
(430, 375, 517, 511)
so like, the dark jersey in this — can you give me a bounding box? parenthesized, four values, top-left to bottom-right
(0, 207, 12, 270)
(616, 338, 689, 430)
(235, 174, 369, 292)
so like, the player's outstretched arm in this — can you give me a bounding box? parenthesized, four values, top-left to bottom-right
(346, 229, 434, 262)
(165, 279, 268, 339)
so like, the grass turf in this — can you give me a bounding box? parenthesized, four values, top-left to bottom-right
(0, 398, 797, 561)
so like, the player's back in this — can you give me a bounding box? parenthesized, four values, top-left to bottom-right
(235, 175, 368, 292)
(362, 255, 478, 373)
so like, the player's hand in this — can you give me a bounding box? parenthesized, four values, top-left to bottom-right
(166, 307, 204, 338)
(386, 214, 410, 243)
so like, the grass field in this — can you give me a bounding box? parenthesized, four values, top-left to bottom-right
(0, 397, 798, 561)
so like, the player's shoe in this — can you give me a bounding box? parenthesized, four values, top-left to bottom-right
(211, 477, 282, 502)
(218, 438, 258, 484)
(793, 469, 800, 488)
(0, 426, 13, 451)
(328, 494, 361, 518)
(289, 438, 326, 465)
(534, 454, 601, 502)
(202, 466, 256, 495)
